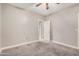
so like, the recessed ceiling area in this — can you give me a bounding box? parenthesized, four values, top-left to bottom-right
(9, 3, 76, 16)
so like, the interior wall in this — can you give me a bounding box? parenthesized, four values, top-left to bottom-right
(0, 4, 2, 51)
(47, 4, 79, 47)
(2, 4, 44, 48)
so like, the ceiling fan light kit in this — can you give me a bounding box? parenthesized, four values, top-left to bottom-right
(36, 3, 60, 10)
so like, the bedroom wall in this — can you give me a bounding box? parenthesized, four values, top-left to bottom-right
(47, 4, 79, 47)
(2, 4, 44, 48)
(0, 4, 2, 52)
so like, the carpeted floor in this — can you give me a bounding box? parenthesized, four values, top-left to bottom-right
(1, 41, 79, 56)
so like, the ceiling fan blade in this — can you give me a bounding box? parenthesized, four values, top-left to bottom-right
(36, 3, 42, 7)
(46, 3, 49, 10)
(56, 3, 60, 4)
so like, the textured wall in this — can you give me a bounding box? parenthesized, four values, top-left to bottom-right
(47, 4, 79, 47)
(2, 4, 44, 48)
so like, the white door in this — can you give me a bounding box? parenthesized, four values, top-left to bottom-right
(43, 20, 50, 41)
(39, 20, 50, 41)
(39, 20, 44, 41)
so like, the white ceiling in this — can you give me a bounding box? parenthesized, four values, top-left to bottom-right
(10, 3, 76, 16)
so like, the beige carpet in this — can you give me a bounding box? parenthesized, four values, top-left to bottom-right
(1, 41, 79, 56)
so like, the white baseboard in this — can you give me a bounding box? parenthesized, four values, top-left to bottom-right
(1, 40, 79, 53)
(1, 40, 40, 51)
(53, 40, 79, 50)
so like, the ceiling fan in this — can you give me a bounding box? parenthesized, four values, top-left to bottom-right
(36, 3, 60, 10)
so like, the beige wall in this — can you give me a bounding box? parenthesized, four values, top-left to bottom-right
(2, 4, 44, 48)
(47, 4, 79, 47)
(1, 3, 79, 48)
(0, 4, 2, 51)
